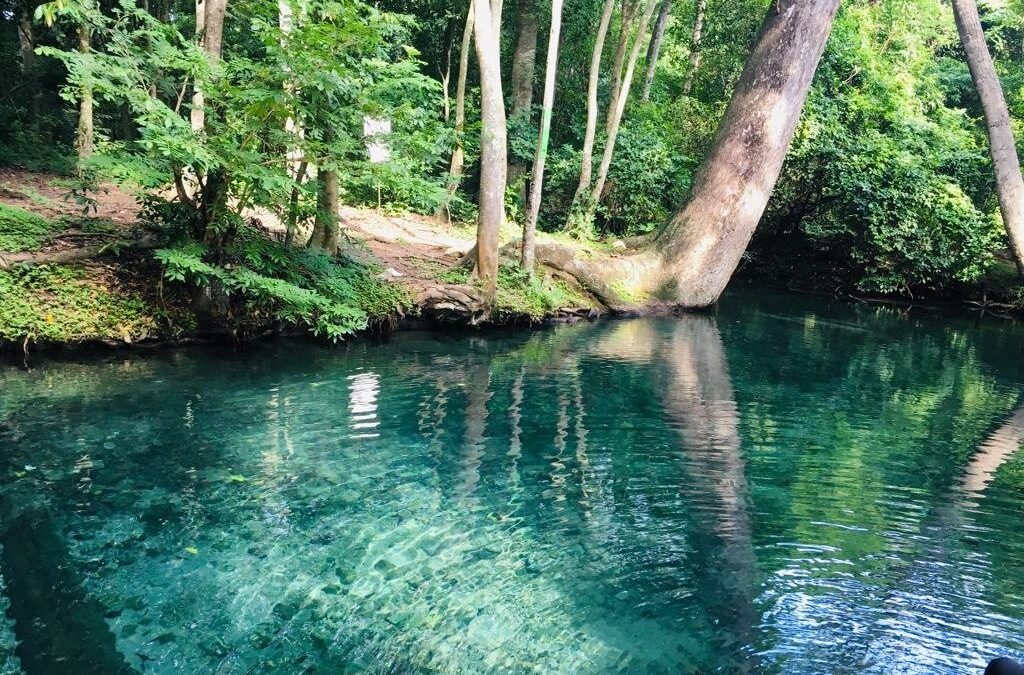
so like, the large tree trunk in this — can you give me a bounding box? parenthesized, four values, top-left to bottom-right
(640, 0, 671, 102)
(203, 0, 227, 60)
(542, 0, 840, 311)
(570, 0, 615, 209)
(472, 0, 508, 301)
(308, 171, 340, 254)
(507, 0, 538, 201)
(952, 0, 1024, 273)
(681, 0, 706, 95)
(75, 25, 93, 164)
(590, 0, 658, 204)
(442, 5, 474, 213)
(521, 0, 564, 275)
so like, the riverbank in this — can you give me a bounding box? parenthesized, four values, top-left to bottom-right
(0, 169, 603, 354)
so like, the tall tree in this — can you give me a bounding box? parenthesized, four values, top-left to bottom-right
(640, 0, 670, 102)
(570, 0, 615, 209)
(605, 0, 638, 134)
(442, 4, 474, 214)
(508, 0, 538, 196)
(952, 0, 1024, 273)
(74, 23, 93, 162)
(681, 0, 705, 95)
(537, 0, 841, 309)
(590, 0, 658, 205)
(472, 0, 507, 300)
(521, 0, 564, 275)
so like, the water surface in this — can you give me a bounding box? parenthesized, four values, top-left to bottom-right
(3, 289, 1024, 673)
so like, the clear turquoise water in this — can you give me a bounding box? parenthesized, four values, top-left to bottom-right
(3, 289, 1024, 674)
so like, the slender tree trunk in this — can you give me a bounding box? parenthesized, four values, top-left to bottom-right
(952, 0, 1024, 273)
(521, 0, 564, 274)
(191, 0, 206, 132)
(640, 0, 671, 102)
(606, 0, 638, 135)
(681, 0, 705, 95)
(570, 0, 615, 207)
(472, 0, 508, 301)
(508, 0, 538, 201)
(590, 0, 658, 204)
(75, 25, 93, 164)
(16, 3, 40, 118)
(443, 5, 474, 211)
(537, 0, 840, 310)
(196, 0, 229, 245)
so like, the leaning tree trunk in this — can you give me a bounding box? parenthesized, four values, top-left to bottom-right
(590, 0, 658, 205)
(472, 0, 508, 301)
(570, 0, 616, 210)
(640, 0, 671, 102)
(681, 0, 706, 95)
(952, 0, 1024, 273)
(508, 0, 538, 199)
(521, 0, 564, 275)
(75, 25, 93, 164)
(539, 0, 840, 311)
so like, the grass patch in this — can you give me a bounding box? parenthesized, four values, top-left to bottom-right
(0, 203, 61, 252)
(440, 263, 593, 321)
(0, 265, 165, 344)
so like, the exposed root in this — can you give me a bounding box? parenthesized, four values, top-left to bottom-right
(414, 283, 490, 324)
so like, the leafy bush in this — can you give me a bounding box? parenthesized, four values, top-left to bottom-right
(155, 228, 410, 340)
(0, 204, 60, 252)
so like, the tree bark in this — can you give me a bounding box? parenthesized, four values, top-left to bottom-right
(952, 0, 1024, 274)
(75, 25, 94, 164)
(606, 0, 638, 135)
(640, 0, 671, 102)
(442, 5, 474, 211)
(509, 0, 538, 119)
(541, 0, 840, 311)
(570, 0, 616, 207)
(472, 0, 508, 301)
(681, 0, 705, 95)
(590, 0, 658, 204)
(507, 0, 539, 200)
(203, 0, 227, 60)
(521, 0, 564, 275)
(309, 171, 340, 254)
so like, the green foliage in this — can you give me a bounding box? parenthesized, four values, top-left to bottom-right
(155, 228, 410, 340)
(600, 109, 693, 236)
(752, 0, 1006, 295)
(0, 204, 60, 252)
(0, 264, 161, 343)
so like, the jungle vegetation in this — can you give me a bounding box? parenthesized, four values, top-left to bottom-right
(1, 0, 1024, 340)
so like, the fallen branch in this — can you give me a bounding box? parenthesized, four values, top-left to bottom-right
(0, 234, 161, 270)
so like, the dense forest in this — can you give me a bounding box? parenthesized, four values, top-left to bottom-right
(1, 0, 1024, 345)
